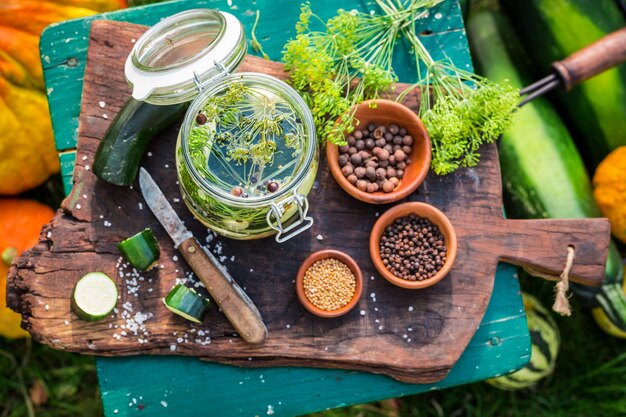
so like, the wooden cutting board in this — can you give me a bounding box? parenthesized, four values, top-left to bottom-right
(7, 21, 610, 384)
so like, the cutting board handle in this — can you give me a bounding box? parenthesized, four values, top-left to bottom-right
(496, 218, 611, 287)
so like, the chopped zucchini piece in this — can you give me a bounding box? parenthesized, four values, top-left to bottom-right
(72, 272, 118, 322)
(117, 228, 160, 270)
(163, 284, 211, 323)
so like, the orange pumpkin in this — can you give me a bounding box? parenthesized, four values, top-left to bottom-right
(1, 199, 55, 338)
(0, 0, 127, 195)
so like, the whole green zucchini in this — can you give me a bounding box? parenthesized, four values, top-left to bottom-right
(93, 98, 187, 186)
(467, 10, 626, 332)
(500, 0, 626, 170)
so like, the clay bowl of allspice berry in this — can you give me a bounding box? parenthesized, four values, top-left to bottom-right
(327, 99, 431, 204)
(296, 250, 363, 318)
(369, 202, 457, 289)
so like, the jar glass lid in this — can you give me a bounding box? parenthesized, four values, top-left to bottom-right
(125, 9, 247, 105)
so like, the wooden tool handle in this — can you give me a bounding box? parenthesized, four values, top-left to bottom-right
(495, 218, 611, 287)
(552, 27, 626, 91)
(179, 238, 268, 344)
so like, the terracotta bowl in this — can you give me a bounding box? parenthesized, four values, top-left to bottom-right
(369, 202, 457, 289)
(327, 99, 431, 204)
(296, 250, 363, 318)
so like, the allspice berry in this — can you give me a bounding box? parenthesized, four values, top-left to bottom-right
(196, 113, 208, 125)
(356, 179, 368, 191)
(350, 153, 362, 165)
(336, 122, 415, 195)
(267, 181, 279, 193)
(354, 167, 366, 179)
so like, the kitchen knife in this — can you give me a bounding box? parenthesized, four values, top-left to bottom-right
(139, 167, 267, 344)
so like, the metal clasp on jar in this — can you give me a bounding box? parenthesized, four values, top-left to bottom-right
(266, 191, 314, 243)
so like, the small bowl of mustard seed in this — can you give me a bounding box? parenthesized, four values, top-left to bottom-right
(369, 202, 457, 289)
(296, 250, 363, 318)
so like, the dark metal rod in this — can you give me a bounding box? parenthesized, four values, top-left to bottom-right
(519, 73, 558, 96)
(518, 78, 561, 107)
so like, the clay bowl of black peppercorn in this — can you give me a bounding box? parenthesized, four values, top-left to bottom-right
(369, 202, 457, 289)
(327, 99, 431, 204)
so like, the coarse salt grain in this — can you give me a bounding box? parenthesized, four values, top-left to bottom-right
(85, 165, 90, 171)
(99, 101, 106, 108)
(45, 304, 49, 311)
(161, 401, 168, 408)
(316, 234, 323, 241)
(103, 114, 108, 119)
(408, 306, 414, 312)
(76, 203, 82, 209)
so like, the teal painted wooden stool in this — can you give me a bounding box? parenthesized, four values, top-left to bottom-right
(40, 1, 530, 415)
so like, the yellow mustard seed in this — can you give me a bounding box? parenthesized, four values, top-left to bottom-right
(302, 258, 356, 311)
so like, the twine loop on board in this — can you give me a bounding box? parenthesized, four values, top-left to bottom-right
(524, 246, 575, 316)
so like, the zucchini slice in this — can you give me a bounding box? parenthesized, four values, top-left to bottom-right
(163, 284, 211, 324)
(117, 228, 160, 270)
(72, 272, 118, 322)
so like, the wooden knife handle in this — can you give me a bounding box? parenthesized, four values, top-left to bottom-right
(179, 238, 268, 344)
(495, 218, 611, 287)
(552, 27, 626, 91)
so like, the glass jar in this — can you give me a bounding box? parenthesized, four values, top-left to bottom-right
(125, 9, 317, 242)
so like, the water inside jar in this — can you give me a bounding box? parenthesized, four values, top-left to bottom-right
(187, 82, 307, 199)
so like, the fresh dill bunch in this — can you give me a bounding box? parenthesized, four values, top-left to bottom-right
(283, 0, 521, 174)
(424, 78, 520, 175)
(283, 3, 400, 146)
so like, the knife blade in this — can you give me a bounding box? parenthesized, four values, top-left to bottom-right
(139, 167, 267, 344)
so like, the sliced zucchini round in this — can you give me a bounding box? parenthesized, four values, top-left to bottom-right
(163, 284, 211, 324)
(117, 228, 160, 270)
(72, 272, 118, 322)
